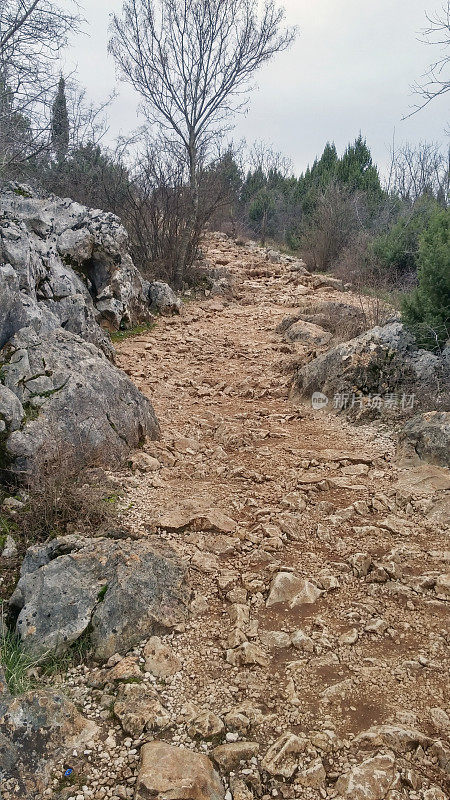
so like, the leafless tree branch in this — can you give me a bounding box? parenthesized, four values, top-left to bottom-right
(109, 0, 297, 283)
(404, 0, 450, 118)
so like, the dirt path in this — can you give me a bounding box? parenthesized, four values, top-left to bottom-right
(107, 234, 450, 797)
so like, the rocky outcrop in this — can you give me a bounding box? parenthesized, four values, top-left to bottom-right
(399, 411, 450, 468)
(9, 535, 190, 660)
(0, 326, 159, 476)
(0, 185, 162, 477)
(0, 667, 98, 799)
(294, 322, 450, 416)
(0, 186, 152, 341)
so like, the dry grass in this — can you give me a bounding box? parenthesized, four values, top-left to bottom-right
(0, 465, 122, 601)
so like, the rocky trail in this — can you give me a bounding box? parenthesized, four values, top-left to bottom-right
(4, 234, 450, 800)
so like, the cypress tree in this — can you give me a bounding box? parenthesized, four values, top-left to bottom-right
(51, 76, 70, 162)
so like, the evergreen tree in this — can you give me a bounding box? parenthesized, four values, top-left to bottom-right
(249, 188, 276, 245)
(402, 208, 450, 351)
(51, 76, 70, 162)
(372, 194, 440, 276)
(335, 134, 381, 195)
(296, 142, 338, 215)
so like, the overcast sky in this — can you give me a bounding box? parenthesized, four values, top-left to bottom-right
(64, 0, 449, 177)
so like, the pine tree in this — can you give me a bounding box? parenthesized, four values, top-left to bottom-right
(335, 135, 381, 196)
(402, 208, 450, 351)
(51, 76, 69, 162)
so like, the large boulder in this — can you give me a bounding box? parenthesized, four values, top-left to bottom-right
(0, 667, 98, 799)
(148, 280, 181, 315)
(294, 322, 449, 415)
(0, 186, 152, 339)
(0, 326, 159, 477)
(0, 264, 62, 349)
(399, 412, 450, 468)
(9, 535, 190, 661)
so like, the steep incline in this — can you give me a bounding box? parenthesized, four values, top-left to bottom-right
(23, 234, 448, 800)
(110, 234, 450, 797)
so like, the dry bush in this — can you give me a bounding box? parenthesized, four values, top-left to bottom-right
(334, 231, 378, 285)
(286, 300, 382, 343)
(301, 182, 360, 271)
(0, 465, 122, 599)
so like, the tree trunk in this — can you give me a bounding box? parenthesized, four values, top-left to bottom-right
(261, 208, 267, 247)
(174, 137, 199, 287)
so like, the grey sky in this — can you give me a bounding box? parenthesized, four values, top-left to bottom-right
(64, 0, 449, 177)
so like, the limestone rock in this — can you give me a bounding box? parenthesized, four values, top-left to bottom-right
(224, 710, 251, 734)
(156, 503, 236, 533)
(226, 642, 269, 667)
(297, 758, 326, 788)
(0, 671, 98, 799)
(10, 535, 189, 660)
(353, 724, 430, 753)
(283, 319, 332, 347)
(113, 682, 169, 735)
(229, 776, 254, 800)
(0, 384, 24, 433)
(1, 534, 18, 559)
(143, 636, 181, 677)
(148, 280, 181, 315)
(295, 322, 449, 417)
(212, 742, 260, 771)
(266, 572, 321, 608)
(335, 752, 397, 800)
(188, 711, 225, 740)
(0, 188, 152, 337)
(266, 572, 305, 607)
(291, 629, 315, 652)
(130, 451, 161, 472)
(106, 656, 142, 682)
(261, 732, 306, 778)
(400, 412, 450, 468)
(134, 741, 224, 800)
(259, 630, 291, 649)
(435, 572, 450, 598)
(0, 326, 159, 477)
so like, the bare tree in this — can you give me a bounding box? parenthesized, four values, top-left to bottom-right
(406, 1, 450, 117)
(247, 139, 293, 178)
(0, 0, 81, 173)
(388, 141, 449, 204)
(65, 82, 113, 151)
(109, 0, 296, 283)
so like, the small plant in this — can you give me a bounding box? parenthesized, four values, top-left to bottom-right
(110, 322, 155, 343)
(12, 186, 32, 198)
(97, 584, 108, 602)
(103, 493, 120, 505)
(0, 624, 39, 695)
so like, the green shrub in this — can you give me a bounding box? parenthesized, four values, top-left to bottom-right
(402, 208, 450, 351)
(372, 195, 440, 277)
